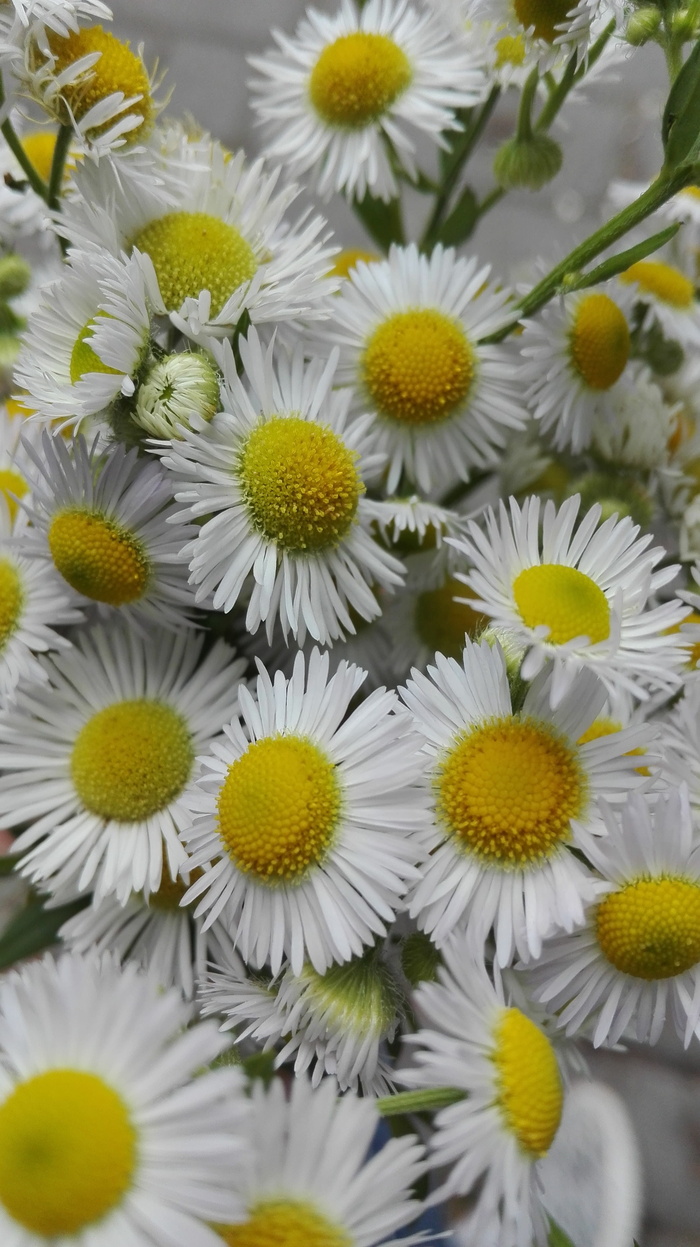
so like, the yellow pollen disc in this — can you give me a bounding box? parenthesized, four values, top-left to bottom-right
(44, 25, 153, 143)
(238, 416, 363, 552)
(414, 578, 488, 659)
(492, 1008, 563, 1156)
(435, 716, 585, 866)
(0, 559, 23, 653)
(70, 316, 121, 384)
(217, 735, 341, 883)
(512, 0, 574, 40)
(216, 1199, 351, 1247)
(132, 211, 258, 316)
(0, 467, 27, 522)
(682, 186, 700, 201)
(569, 292, 630, 391)
(621, 259, 695, 309)
(20, 130, 57, 183)
(330, 248, 378, 278)
(512, 564, 611, 645)
(671, 610, 700, 668)
(363, 309, 475, 426)
(494, 33, 527, 65)
(577, 716, 648, 774)
(71, 699, 194, 822)
(48, 508, 151, 606)
(309, 32, 412, 129)
(596, 876, 700, 980)
(0, 1068, 136, 1235)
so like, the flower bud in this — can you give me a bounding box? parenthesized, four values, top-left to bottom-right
(626, 7, 661, 43)
(493, 134, 563, 191)
(133, 352, 220, 439)
(0, 254, 31, 299)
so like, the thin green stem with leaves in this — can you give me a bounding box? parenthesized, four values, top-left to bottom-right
(0, 76, 50, 201)
(420, 86, 501, 250)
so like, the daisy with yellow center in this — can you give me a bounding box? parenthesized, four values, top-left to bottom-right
(402, 941, 568, 1247)
(453, 493, 688, 707)
(214, 1075, 425, 1247)
(518, 282, 635, 452)
(0, 952, 249, 1247)
(158, 330, 404, 647)
(180, 647, 428, 976)
(401, 638, 654, 965)
(0, 623, 246, 903)
(249, 0, 484, 202)
(383, 556, 489, 678)
(621, 257, 700, 346)
(531, 787, 700, 1047)
(319, 242, 526, 493)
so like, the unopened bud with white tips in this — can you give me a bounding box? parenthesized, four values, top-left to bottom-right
(133, 351, 220, 439)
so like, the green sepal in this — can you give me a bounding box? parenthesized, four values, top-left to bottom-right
(547, 1218, 577, 1247)
(662, 36, 700, 167)
(0, 894, 89, 971)
(434, 186, 479, 247)
(352, 191, 404, 253)
(560, 222, 682, 291)
(376, 1086, 466, 1116)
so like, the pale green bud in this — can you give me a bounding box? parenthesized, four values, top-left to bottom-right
(0, 254, 31, 299)
(493, 134, 563, 191)
(626, 7, 661, 43)
(133, 351, 220, 438)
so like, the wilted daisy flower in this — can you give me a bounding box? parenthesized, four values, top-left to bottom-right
(160, 331, 404, 647)
(214, 1073, 425, 1247)
(454, 493, 687, 706)
(401, 638, 650, 964)
(16, 248, 155, 429)
(22, 432, 198, 629)
(249, 0, 485, 203)
(620, 256, 700, 346)
(321, 243, 526, 492)
(0, 952, 248, 1245)
(530, 787, 700, 1047)
(0, 623, 246, 902)
(402, 941, 568, 1247)
(518, 282, 634, 452)
(181, 647, 428, 975)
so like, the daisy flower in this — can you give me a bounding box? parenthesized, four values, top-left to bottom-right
(22, 432, 198, 631)
(180, 647, 429, 975)
(485, 0, 606, 68)
(382, 561, 489, 677)
(320, 243, 526, 492)
(619, 256, 700, 347)
(429, 0, 541, 86)
(248, 0, 485, 203)
(0, 622, 247, 902)
(518, 282, 635, 452)
(15, 248, 156, 429)
(530, 787, 700, 1047)
(213, 1074, 426, 1247)
(453, 493, 688, 706)
(159, 330, 404, 647)
(400, 638, 654, 965)
(0, 951, 248, 1246)
(401, 939, 569, 1247)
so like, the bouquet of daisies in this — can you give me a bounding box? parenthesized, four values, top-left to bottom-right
(0, 0, 698, 1243)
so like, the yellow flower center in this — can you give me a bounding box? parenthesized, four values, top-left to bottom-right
(48, 508, 151, 606)
(131, 211, 258, 316)
(44, 25, 153, 144)
(621, 260, 695, 309)
(671, 610, 700, 668)
(0, 467, 28, 522)
(20, 130, 57, 182)
(435, 716, 585, 866)
(70, 699, 194, 822)
(596, 876, 700, 980)
(330, 248, 378, 279)
(363, 310, 475, 426)
(577, 716, 621, 745)
(147, 871, 193, 911)
(682, 186, 700, 202)
(512, 0, 575, 41)
(492, 1008, 563, 1156)
(238, 416, 363, 552)
(217, 1199, 351, 1247)
(414, 578, 488, 659)
(216, 735, 341, 883)
(69, 316, 122, 383)
(569, 293, 630, 391)
(309, 32, 412, 129)
(0, 1069, 136, 1236)
(512, 564, 611, 645)
(0, 558, 23, 652)
(494, 33, 527, 65)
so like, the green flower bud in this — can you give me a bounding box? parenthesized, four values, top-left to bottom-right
(493, 134, 563, 191)
(625, 7, 661, 43)
(0, 254, 31, 299)
(133, 351, 220, 438)
(401, 932, 442, 986)
(670, 7, 697, 39)
(566, 472, 654, 528)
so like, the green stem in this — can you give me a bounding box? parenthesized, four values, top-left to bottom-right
(47, 124, 72, 212)
(517, 67, 540, 143)
(477, 185, 505, 218)
(376, 1087, 466, 1117)
(0, 77, 50, 201)
(421, 86, 501, 250)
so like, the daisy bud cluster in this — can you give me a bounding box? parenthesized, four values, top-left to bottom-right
(0, 0, 699, 1245)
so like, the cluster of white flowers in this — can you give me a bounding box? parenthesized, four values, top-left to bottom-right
(0, 0, 698, 1244)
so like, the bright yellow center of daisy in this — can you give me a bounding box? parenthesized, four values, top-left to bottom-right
(569, 292, 630, 391)
(331, 248, 378, 279)
(48, 508, 151, 606)
(494, 33, 527, 65)
(238, 416, 363, 552)
(621, 260, 695, 309)
(20, 130, 57, 183)
(0, 468, 28, 522)
(71, 699, 194, 822)
(363, 310, 475, 426)
(492, 1008, 563, 1156)
(414, 579, 488, 659)
(435, 716, 585, 866)
(512, 0, 574, 40)
(0, 559, 23, 652)
(0, 1069, 136, 1236)
(309, 32, 412, 128)
(45, 25, 153, 143)
(217, 735, 341, 883)
(672, 610, 700, 668)
(596, 876, 700, 980)
(217, 1200, 351, 1247)
(70, 316, 121, 383)
(131, 211, 258, 316)
(512, 564, 611, 645)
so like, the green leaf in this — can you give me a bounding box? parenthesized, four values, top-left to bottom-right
(352, 192, 404, 253)
(435, 186, 479, 247)
(662, 36, 700, 167)
(561, 222, 682, 291)
(0, 896, 89, 971)
(548, 1218, 577, 1247)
